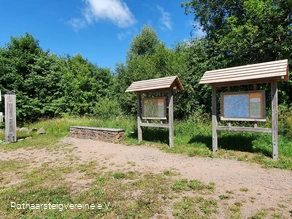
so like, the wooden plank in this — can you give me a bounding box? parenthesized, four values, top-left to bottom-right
(137, 93, 142, 142)
(220, 117, 266, 122)
(212, 86, 218, 152)
(202, 65, 286, 77)
(271, 80, 278, 160)
(199, 60, 288, 85)
(202, 59, 287, 75)
(126, 76, 183, 92)
(211, 78, 279, 87)
(142, 117, 167, 120)
(168, 90, 174, 147)
(140, 123, 169, 128)
(202, 68, 286, 81)
(216, 126, 272, 133)
(201, 73, 287, 84)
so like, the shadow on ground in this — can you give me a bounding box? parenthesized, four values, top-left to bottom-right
(189, 133, 272, 157)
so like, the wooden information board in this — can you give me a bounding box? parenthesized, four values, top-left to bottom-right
(221, 91, 266, 121)
(142, 97, 166, 119)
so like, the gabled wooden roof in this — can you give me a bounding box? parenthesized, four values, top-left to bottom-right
(126, 76, 184, 92)
(199, 59, 289, 85)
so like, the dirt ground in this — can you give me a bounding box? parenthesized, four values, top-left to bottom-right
(1, 137, 292, 218)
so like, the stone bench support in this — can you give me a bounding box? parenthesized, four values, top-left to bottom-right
(70, 126, 125, 142)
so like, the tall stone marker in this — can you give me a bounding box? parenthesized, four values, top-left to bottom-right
(5, 93, 16, 143)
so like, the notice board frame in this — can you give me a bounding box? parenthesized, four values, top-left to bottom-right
(142, 97, 166, 119)
(220, 90, 266, 122)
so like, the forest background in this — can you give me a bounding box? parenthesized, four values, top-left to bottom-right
(0, 0, 291, 137)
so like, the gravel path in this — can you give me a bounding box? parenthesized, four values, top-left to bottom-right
(1, 137, 292, 218)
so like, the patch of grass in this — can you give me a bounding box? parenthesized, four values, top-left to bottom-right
(229, 205, 241, 213)
(112, 172, 126, 179)
(173, 196, 218, 218)
(219, 194, 230, 200)
(188, 179, 205, 191)
(172, 179, 215, 193)
(172, 179, 188, 192)
(251, 210, 268, 219)
(240, 187, 249, 192)
(0, 160, 28, 172)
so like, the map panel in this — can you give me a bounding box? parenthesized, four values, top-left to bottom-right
(223, 94, 249, 118)
(221, 91, 265, 120)
(142, 98, 166, 118)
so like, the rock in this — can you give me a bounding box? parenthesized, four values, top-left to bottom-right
(37, 127, 46, 135)
(19, 127, 29, 132)
(28, 128, 37, 134)
(25, 137, 32, 140)
(17, 139, 24, 142)
(29, 128, 37, 132)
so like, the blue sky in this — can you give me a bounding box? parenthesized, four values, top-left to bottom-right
(0, 0, 203, 71)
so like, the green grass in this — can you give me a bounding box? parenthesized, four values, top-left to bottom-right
(0, 115, 292, 169)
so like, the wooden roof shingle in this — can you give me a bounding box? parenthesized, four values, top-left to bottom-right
(199, 59, 289, 85)
(126, 76, 183, 92)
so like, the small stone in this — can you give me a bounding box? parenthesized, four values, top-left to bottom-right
(17, 139, 24, 142)
(19, 127, 29, 132)
(37, 127, 46, 134)
(28, 128, 38, 133)
(25, 137, 32, 140)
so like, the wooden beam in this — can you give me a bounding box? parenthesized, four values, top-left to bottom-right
(210, 78, 281, 88)
(216, 126, 272, 133)
(271, 80, 278, 160)
(168, 90, 174, 147)
(220, 117, 266, 122)
(142, 117, 167, 120)
(137, 93, 142, 142)
(212, 86, 218, 152)
(140, 123, 169, 128)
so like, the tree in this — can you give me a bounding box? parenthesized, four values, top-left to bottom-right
(127, 25, 161, 60)
(0, 33, 64, 122)
(59, 54, 112, 116)
(182, 0, 292, 65)
(182, 0, 292, 105)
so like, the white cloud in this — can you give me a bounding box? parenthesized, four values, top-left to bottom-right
(117, 30, 132, 40)
(157, 5, 172, 30)
(68, 0, 136, 30)
(117, 27, 138, 40)
(67, 18, 87, 31)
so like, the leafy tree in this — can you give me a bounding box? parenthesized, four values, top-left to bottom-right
(59, 54, 112, 116)
(182, 0, 292, 105)
(182, 0, 292, 64)
(127, 25, 161, 59)
(0, 33, 114, 122)
(0, 33, 63, 122)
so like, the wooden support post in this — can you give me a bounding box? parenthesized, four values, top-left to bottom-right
(137, 93, 142, 143)
(212, 86, 218, 152)
(271, 80, 278, 160)
(168, 90, 174, 147)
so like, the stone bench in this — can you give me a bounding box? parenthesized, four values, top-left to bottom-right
(70, 126, 125, 142)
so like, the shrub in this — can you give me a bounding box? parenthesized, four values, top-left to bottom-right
(93, 98, 122, 119)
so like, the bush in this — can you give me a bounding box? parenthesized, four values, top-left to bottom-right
(278, 106, 292, 139)
(93, 98, 122, 119)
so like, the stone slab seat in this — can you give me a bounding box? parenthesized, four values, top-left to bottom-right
(70, 126, 125, 142)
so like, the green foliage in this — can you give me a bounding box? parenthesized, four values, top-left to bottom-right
(182, 0, 292, 105)
(93, 98, 122, 119)
(0, 34, 113, 122)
